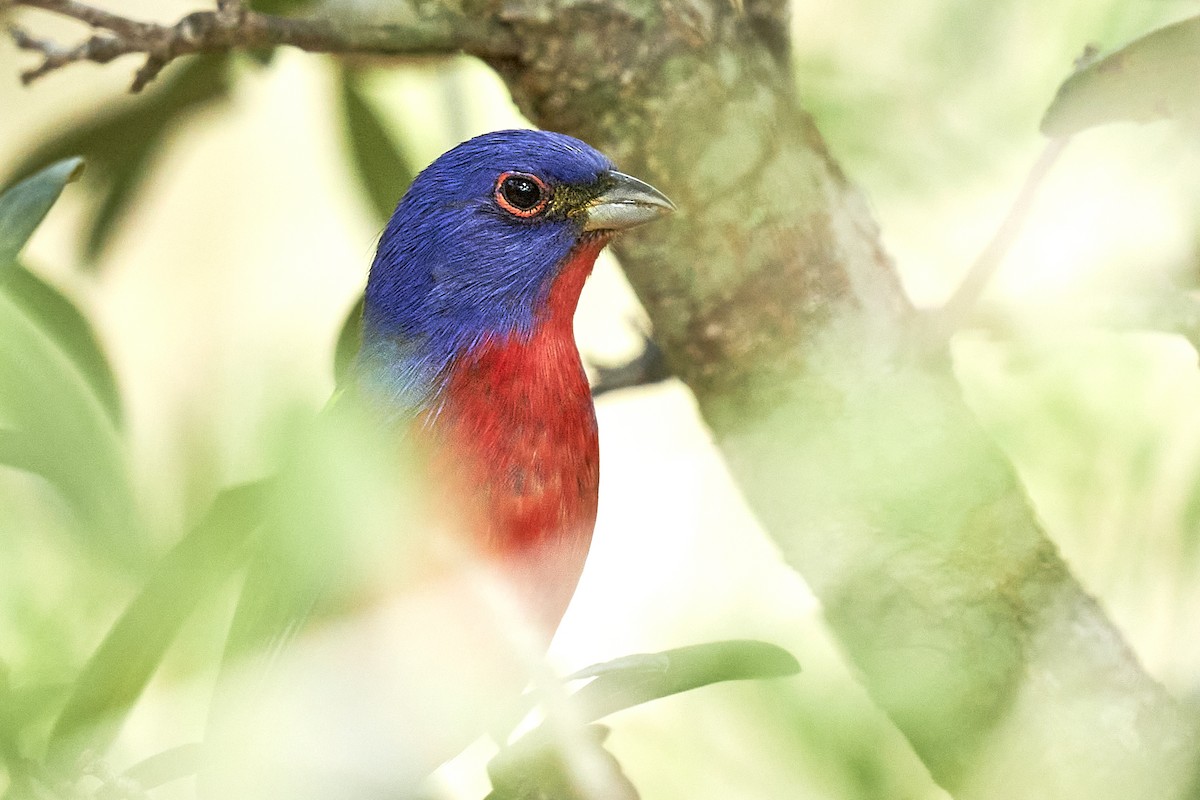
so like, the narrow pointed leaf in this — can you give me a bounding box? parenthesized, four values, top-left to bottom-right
(2, 264, 122, 426)
(0, 158, 83, 263)
(339, 69, 415, 222)
(1042, 15, 1200, 136)
(2, 56, 230, 266)
(0, 292, 144, 570)
(47, 482, 269, 768)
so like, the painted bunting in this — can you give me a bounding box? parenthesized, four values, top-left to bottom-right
(355, 128, 674, 639)
(206, 130, 673, 798)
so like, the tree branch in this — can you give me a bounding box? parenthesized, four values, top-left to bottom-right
(7, 0, 517, 91)
(589, 336, 671, 397)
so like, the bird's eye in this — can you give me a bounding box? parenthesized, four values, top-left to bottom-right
(495, 172, 549, 217)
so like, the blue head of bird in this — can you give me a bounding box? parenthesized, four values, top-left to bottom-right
(357, 129, 674, 406)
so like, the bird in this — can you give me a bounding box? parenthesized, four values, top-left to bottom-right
(205, 129, 674, 799)
(353, 128, 675, 641)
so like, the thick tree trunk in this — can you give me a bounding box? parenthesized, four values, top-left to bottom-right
(464, 1, 1200, 797)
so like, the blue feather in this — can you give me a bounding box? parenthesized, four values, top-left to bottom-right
(356, 130, 613, 410)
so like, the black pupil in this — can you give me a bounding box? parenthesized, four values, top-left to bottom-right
(502, 176, 542, 211)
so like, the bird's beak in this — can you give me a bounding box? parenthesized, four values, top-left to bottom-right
(583, 171, 676, 232)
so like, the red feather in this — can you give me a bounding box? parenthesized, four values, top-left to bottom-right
(418, 234, 607, 635)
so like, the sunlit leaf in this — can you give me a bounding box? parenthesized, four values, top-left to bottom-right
(122, 742, 205, 790)
(496, 640, 799, 744)
(2, 264, 122, 426)
(339, 68, 415, 223)
(1042, 15, 1200, 136)
(2, 56, 231, 265)
(0, 158, 83, 263)
(46, 482, 268, 768)
(488, 725, 639, 800)
(568, 639, 799, 723)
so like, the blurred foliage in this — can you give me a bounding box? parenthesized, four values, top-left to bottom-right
(250, 0, 317, 14)
(0, 56, 232, 266)
(1042, 14, 1200, 135)
(3, 1, 1200, 798)
(339, 66, 417, 224)
(0, 160, 801, 800)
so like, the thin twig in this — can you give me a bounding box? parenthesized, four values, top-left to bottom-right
(8, 0, 519, 92)
(935, 136, 1072, 335)
(590, 336, 671, 397)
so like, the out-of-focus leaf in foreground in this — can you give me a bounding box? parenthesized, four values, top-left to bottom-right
(566, 639, 799, 723)
(0, 157, 83, 263)
(0, 162, 143, 570)
(339, 68, 416, 223)
(1042, 15, 1200, 136)
(488, 640, 797, 800)
(2, 56, 231, 264)
(488, 724, 640, 800)
(1, 264, 122, 426)
(46, 482, 268, 770)
(0, 157, 123, 423)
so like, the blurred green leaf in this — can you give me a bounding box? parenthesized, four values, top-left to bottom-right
(339, 68, 415, 223)
(488, 641, 796, 799)
(1, 265, 122, 426)
(488, 725, 639, 800)
(122, 742, 205, 790)
(0, 682, 71, 750)
(3, 56, 231, 265)
(0, 158, 123, 426)
(567, 639, 799, 723)
(0, 285, 144, 572)
(250, 0, 316, 13)
(0, 158, 83, 263)
(333, 295, 364, 386)
(1042, 15, 1200, 136)
(47, 482, 268, 769)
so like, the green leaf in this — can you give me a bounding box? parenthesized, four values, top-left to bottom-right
(0, 158, 84, 264)
(122, 742, 205, 790)
(1042, 15, 1200, 136)
(1, 264, 122, 426)
(333, 295, 364, 386)
(2, 56, 231, 265)
(487, 725, 639, 800)
(46, 482, 269, 769)
(487, 641, 795, 800)
(0, 291, 144, 571)
(0, 681, 71, 747)
(339, 68, 415, 223)
(565, 639, 799, 723)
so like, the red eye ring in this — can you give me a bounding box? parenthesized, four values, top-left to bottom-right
(494, 171, 550, 218)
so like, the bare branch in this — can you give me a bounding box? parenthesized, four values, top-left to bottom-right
(589, 336, 671, 397)
(935, 135, 1072, 335)
(8, 0, 518, 91)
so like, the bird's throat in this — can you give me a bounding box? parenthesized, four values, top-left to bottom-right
(417, 235, 606, 632)
(537, 233, 609, 330)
